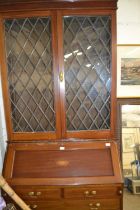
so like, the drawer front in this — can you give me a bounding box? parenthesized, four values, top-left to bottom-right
(13, 187, 61, 200)
(6, 199, 120, 210)
(65, 199, 120, 210)
(26, 201, 63, 210)
(64, 187, 122, 199)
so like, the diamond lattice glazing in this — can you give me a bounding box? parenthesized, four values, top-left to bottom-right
(63, 16, 111, 130)
(5, 17, 56, 132)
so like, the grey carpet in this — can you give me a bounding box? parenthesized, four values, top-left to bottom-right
(123, 188, 140, 210)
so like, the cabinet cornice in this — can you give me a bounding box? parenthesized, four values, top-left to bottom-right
(0, 0, 117, 13)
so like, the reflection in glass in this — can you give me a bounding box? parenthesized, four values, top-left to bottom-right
(122, 105, 140, 178)
(5, 17, 56, 132)
(63, 16, 111, 131)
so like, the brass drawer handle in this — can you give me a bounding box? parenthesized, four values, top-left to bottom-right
(36, 192, 42, 196)
(91, 190, 97, 195)
(84, 190, 97, 196)
(28, 191, 42, 196)
(89, 203, 99, 209)
(119, 190, 123, 195)
(89, 203, 93, 207)
(96, 203, 101, 207)
(28, 192, 35, 196)
(84, 190, 90, 196)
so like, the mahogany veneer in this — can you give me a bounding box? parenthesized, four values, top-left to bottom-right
(0, 0, 117, 12)
(3, 141, 123, 210)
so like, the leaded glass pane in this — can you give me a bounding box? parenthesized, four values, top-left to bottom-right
(5, 17, 56, 132)
(63, 16, 111, 131)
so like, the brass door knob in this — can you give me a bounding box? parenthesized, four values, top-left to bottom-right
(28, 192, 35, 196)
(91, 190, 97, 195)
(59, 71, 64, 82)
(84, 190, 90, 196)
(36, 192, 42, 196)
(96, 203, 101, 207)
(119, 190, 123, 194)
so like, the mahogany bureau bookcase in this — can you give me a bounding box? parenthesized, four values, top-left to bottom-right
(0, 0, 123, 210)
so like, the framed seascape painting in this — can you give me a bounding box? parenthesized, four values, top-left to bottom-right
(117, 45, 140, 98)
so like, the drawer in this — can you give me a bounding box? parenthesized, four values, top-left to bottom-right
(5, 199, 120, 210)
(26, 201, 63, 210)
(65, 199, 120, 210)
(64, 186, 122, 199)
(12, 186, 61, 200)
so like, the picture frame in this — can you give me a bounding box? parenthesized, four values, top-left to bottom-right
(122, 128, 140, 153)
(117, 44, 140, 98)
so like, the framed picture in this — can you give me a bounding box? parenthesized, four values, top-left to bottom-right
(122, 128, 140, 153)
(117, 44, 140, 98)
(122, 104, 140, 127)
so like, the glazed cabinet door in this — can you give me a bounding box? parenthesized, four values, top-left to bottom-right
(58, 10, 116, 139)
(1, 12, 61, 140)
(0, 9, 117, 141)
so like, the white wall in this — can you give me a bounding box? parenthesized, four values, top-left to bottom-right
(0, 111, 4, 173)
(117, 0, 140, 44)
(0, 75, 7, 173)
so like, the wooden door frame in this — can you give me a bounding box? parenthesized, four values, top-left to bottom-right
(57, 9, 117, 140)
(0, 11, 62, 140)
(0, 5, 118, 141)
(117, 98, 140, 162)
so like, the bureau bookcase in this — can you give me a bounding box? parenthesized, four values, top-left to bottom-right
(0, 0, 123, 210)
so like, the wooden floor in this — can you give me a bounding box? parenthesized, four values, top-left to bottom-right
(123, 188, 140, 210)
